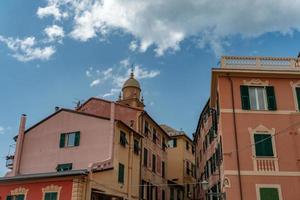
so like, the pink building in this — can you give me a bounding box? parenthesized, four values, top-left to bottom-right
(194, 56, 300, 200)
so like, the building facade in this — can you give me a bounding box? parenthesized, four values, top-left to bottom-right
(1, 72, 169, 200)
(194, 56, 300, 200)
(161, 125, 196, 200)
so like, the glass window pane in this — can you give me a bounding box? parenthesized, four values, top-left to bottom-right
(257, 87, 266, 110)
(67, 133, 76, 146)
(249, 87, 258, 110)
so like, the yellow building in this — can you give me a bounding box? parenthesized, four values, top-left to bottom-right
(161, 125, 196, 200)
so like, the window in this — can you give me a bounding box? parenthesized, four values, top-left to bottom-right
(240, 86, 276, 111)
(162, 190, 166, 200)
(59, 131, 80, 148)
(186, 161, 190, 175)
(259, 188, 279, 200)
(153, 128, 157, 144)
(186, 141, 189, 150)
(56, 163, 72, 172)
(6, 195, 25, 200)
(254, 134, 274, 157)
(134, 139, 139, 155)
(162, 161, 165, 178)
(120, 131, 127, 147)
(168, 138, 177, 148)
(296, 87, 300, 110)
(162, 137, 166, 151)
(144, 121, 149, 135)
(143, 148, 148, 166)
(192, 146, 195, 155)
(45, 192, 57, 200)
(152, 154, 156, 173)
(118, 163, 125, 184)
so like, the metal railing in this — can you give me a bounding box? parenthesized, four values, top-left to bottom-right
(221, 56, 300, 70)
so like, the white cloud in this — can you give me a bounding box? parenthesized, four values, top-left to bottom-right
(0, 35, 55, 62)
(44, 25, 65, 41)
(129, 40, 138, 52)
(37, 3, 67, 21)
(86, 58, 160, 97)
(38, 0, 300, 56)
(0, 126, 4, 134)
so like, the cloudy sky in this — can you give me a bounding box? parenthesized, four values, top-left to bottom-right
(1, 0, 300, 175)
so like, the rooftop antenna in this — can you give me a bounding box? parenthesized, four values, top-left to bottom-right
(73, 98, 85, 109)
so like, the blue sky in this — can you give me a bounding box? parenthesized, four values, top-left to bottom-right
(1, 0, 300, 176)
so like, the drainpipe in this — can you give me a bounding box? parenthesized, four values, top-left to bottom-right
(138, 114, 144, 199)
(228, 74, 244, 200)
(12, 114, 26, 176)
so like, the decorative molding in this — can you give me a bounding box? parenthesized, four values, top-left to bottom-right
(10, 187, 29, 196)
(221, 108, 297, 115)
(243, 79, 269, 86)
(42, 185, 62, 200)
(223, 177, 231, 188)
(224, 170, 300, 176)
(290, 81, 300, 111)
(248, 125, 278, 172)
(256, 184, 283, 200)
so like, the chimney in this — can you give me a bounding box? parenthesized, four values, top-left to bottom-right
(12, 114, 26, 176)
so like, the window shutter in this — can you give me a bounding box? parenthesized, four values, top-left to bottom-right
(59, 133, 65, 148)
(296, 87, 300, 110)
(6, 196, 12, 200)
(240, 86, 250, 110)
(74, 132, 80, 146)
(266, 86, 277, 110)
(157, 155, 161, 174)
(45, 193, 51, 200)
(16, 195, 25, 200)
(118, 163, 125, 183)
(148, 151, 152, 169)
(260, 188, 279, 200)
(254, 134, 274, 157)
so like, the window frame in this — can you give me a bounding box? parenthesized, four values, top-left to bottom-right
(249, 86, 268, 111)
(60, 131, 80, 148)
(56, 163, 72, 172)
(120, 131, 127, 147)
(143, 148, 148, 167)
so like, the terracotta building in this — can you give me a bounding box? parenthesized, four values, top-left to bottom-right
(161, 125, 196, 200)
(194, 56, 300, 200)
(0, 72, 170, 200)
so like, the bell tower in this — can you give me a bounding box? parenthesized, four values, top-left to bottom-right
(117, 70, 145, 109)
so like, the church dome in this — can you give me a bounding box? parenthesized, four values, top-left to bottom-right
(122, 72, 141, 90)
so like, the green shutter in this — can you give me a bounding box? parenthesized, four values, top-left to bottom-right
(45, 193, 51, 200)
(266, 86, 277, 110)
(74, 132, 80, 146)
(240, 86, 250, 110)
(59, 133, 65, 148)
(118, 163, 125, 183)
(16, 195, 25, 200)
(296, 87, 300, 110)
(45, 192, 57, 200)
(6, 196, 12, 200)
(254, 134, 274, 157)
(260, 188, 279, 200)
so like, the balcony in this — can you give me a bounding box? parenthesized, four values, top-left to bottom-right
(6, 155, 14, 169)
(221, 56, 300, 70)
(253, 157, 279, 172)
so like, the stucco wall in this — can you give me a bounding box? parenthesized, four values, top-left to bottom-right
(19, 111, 112, 174)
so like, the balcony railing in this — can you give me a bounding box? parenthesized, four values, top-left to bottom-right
(6, 155, 14, 169)
(221, 56, 300, 70)
(253, 157, 279, 172)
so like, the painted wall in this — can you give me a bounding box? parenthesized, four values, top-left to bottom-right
(19, 111, 112, 174)
(0, 178, 73, 200)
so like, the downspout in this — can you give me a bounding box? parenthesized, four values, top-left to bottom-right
(12, 114, 26, 176)
(228, 74, 244, 200)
